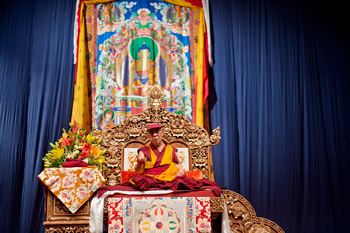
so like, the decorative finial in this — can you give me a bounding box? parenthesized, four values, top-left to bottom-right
(148, 85, 165, 109)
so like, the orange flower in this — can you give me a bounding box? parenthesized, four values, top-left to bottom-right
(79, 150, 88, 159)
(60, 138, 72, 146)
(79, 142, 92, 159)
(91, 146, 102, 156)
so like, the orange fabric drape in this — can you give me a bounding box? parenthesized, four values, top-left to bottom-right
(72, 0, 116, 130)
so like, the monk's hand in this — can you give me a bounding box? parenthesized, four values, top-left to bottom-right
(176, 164, 184, 176)
(135, 152, 146, 174)
(137, 153, 145, 164)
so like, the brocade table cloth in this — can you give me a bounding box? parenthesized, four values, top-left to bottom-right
(38, 167, 105, 213)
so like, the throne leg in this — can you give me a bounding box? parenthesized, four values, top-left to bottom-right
(222, 190, 285, 233)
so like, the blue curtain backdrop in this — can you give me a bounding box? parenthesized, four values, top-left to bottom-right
(0, 0, 75, 232)
(0, 0, 349, 233)
(210, 0, 350, 232)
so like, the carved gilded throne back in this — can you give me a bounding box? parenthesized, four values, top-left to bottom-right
(97, 85, 221, 186)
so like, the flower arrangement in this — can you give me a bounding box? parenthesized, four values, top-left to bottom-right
(43, 121, 106, 168)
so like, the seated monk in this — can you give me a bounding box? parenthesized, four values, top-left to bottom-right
(134, 123, 184, 180)
(125, 123, 221, 196)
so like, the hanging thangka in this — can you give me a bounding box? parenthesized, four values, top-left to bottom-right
(73, 0, 210, 131)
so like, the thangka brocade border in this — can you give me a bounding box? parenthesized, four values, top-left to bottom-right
(86, 4, 98, 128)
(83, 1, 204, 131)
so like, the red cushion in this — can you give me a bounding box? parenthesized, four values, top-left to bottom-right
(184, 170, 203, 181)
(121, 171, 137, 183)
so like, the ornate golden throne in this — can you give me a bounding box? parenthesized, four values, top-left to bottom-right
(43, 86, 284, 233)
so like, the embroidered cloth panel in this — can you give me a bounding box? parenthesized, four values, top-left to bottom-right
(38, 167, 106, 213)
(108, 196, 211, 232)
